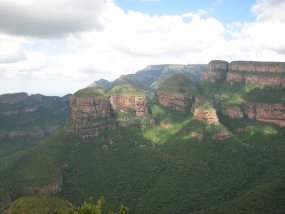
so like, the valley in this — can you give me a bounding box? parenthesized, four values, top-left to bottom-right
(0, 61, 285, 213)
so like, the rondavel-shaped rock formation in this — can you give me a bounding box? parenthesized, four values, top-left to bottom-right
(109, 84, 149, 117)
(202, 60, 285, 127)
(157, 74, 197, 112)
(193, 97, 219, 124)
(69, 85, 150, 138)
(202, 60, 285, 88)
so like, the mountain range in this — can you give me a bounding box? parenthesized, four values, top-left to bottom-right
(0, 60, 285, 214)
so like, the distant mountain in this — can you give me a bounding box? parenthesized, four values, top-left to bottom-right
(1, 60, 285, 214)
(88, 79, 112, 90)
(0, 92, 70, 157)
(88, 64, 206, 90)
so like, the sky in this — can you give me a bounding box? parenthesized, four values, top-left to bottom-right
(0, 0, 285, 96)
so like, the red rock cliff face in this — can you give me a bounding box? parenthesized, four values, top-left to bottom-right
(201, 60, 228, 82)
(157, 91, 195, 112)
(202, 60, 285, 87)
(70, 97, 112, 121)
(69, 97, 113, 138)
(227, 61, 285, 88)
(244, 102, 285, 126)
(69, 93, 149, 138)
(109, 95, 149, 116)
(229, 61, 285, 73)
(221, 106, 244, 119)
(193, 108, 219, 124)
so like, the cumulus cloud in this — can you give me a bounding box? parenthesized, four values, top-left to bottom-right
(0, 35, 26, 63)
(253, 0, 285, 22)
(99, 3, 224, 57)
(0, 0, 105, 37)
(1, 0, 285, 95)
(231, 0, 285, 59)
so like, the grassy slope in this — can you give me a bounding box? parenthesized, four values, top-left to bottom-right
(5, 196, 72, 214)
(158, 74, 198, 94)
(109, 84, 144, 96)
(0, 95, 69, 158)
(0, 103, 285, 213)
(73, 87, 106, 98)
(0, 82, 285, 213)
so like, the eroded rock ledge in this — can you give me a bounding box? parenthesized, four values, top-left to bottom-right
(69, 86, 150, 138)
(202, 60, 285, 88)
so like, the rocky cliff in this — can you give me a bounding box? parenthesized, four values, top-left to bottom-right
(201, 60, 228, 82)
(69, 85, 150, 138)
(221, 106, 244, 119)
(193, 97, 219, 124)
(109, 95, 149, 116)
(157, 74, 197, 112)
(202, 60, 285, 88)
(90, 64, 206, 91)
(0, 93, 69, 150)
(157, 91, 195, 112)
(70, 97, 112, 121)
(109, 84, 149, 117)
(68, 87, 115, 138)
(244, 102, 285, 126)
(193, 108, 219, 124)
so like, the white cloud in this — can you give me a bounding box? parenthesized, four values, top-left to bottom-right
(229, 0, 285, 58)
(0, 35, 26, 63)
(1, 0, 285, 96)
(0, 0, 105, 37)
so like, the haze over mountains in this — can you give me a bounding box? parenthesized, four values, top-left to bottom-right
(0, 60, 285, 213)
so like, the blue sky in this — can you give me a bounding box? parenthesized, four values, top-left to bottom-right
(115, 0, 256, 23)
(0, 0, 285, 95)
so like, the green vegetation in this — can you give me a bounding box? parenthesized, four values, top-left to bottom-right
(243, 86, 285, 103)
(158, 74, 198, 94)
(109, 84, 144, 96)
(0, 94, 69, 157)
(6, 196, 72, 214)
(73, 87, 106, 98)
(1, 74, 285, 213)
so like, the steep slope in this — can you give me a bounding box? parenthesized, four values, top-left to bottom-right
(69, 85, 150, 138)
(157, 74, 197, 112)
(1, 62, 285, 214)
(1, 101, 285, 213)
(202, 60, 285, 88)
(0, 92, 69, 157)
(109, 84, 149, 117)
(88, 79, 112, 90)
(201, 60, 285, 127)
(5, 196, 72, 214)
(88, 64, 206, 90)
(68, 87, 115, 139)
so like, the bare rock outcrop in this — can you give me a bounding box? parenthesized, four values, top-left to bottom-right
(227, 61, 285, 88)
(109, 95, 149, 116)
(244, 102, 285, 126)
(221, 106, 244, 119)
(157, 91, 195, 112)
(69, 85, 150, 138)
(157, 74, 197, 112)
(212, 132, 230, 141)
(70, 97, 112, 121)
(193, 108, 219, 124)
(202, 60, 285, 88)
(69, 88, 114, 138)
(201, 60, 229, 82)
